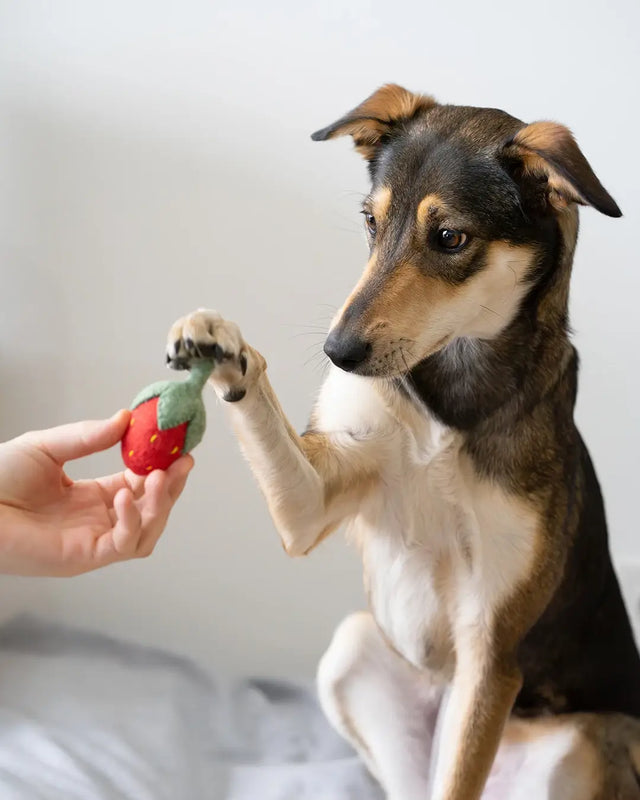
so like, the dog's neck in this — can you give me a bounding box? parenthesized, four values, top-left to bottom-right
(404, 210, 580, 434)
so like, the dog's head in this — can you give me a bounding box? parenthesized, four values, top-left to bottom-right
(312, 84, 621, 377)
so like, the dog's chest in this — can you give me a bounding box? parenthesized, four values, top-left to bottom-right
(355, 421, 472, 673)
(317, 370, 539, 675)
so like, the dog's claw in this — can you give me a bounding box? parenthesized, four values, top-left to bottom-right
(185, 337, 205, 358)
(193, 342, 224, 360)
(167, 356, 190, 371)
(166, 310, 249, 393)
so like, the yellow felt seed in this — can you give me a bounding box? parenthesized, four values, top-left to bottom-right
(130, 418, 135, 426)
(170, 446, 179, 455)
(128, 449, 134, 457)
(150, 433, 158, 443)
(146, 466, 153, 471)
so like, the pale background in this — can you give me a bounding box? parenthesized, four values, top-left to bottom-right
(0, 0, 638, 679)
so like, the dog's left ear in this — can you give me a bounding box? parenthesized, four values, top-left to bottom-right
(505, 121, 621, 217)
(311, 84, 437, 160)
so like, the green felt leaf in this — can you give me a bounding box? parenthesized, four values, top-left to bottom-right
(156, 381, 203, 429)
(130, 381, 170, 409)
(159, 360, 214, 453)
(130, 360, 214, 454)
(183, 406, 206, 453)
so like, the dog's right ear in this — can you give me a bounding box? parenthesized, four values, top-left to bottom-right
(504, 121, 622, 217)
(311, 84, 436, 160)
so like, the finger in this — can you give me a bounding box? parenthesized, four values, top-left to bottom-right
(92, 456, 192, 514)
(123, 469, 146, 499)
(89, 471, 130, 502)
(139, 468, 170, 520)
(135, 469, 176, 556)
(92, 466, 146, 504)
(32, 410, 131, 465)
(165, 455, 194, 501)
(110, 487, 143, 557)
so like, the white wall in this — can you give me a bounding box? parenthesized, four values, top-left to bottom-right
(0, 0, 638, 679)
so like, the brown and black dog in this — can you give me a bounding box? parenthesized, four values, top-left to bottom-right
(167, 85, 640, 799)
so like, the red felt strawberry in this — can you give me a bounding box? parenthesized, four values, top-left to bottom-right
(121, 361, 214, 475)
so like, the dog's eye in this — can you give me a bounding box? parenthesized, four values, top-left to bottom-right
(364, 213, 377, 236)
(436, 229, 468, 251)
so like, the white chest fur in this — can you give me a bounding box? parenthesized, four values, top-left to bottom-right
(315, 368, 539, 674)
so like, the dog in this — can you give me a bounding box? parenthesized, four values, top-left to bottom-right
(166, 85, 640, 800)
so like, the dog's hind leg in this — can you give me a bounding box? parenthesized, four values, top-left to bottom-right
(317, 612, 442, 800)
(483, 713, 640, 800)
(317, 615, 640, 800)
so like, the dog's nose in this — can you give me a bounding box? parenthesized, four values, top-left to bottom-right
(324, 330, 372, 372)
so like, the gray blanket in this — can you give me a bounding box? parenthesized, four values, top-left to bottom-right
(0, 616, 381, 800)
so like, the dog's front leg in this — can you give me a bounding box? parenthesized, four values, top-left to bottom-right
(428, 631, 522, 800)
(167, 309, 377, 556)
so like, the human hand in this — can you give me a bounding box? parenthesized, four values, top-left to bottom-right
(0, 410, 193, 576)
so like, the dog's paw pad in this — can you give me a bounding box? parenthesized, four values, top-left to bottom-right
(222, 387, 247, 403)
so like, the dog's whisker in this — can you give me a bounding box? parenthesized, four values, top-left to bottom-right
(334, 224, 367, 236)
(400, 347, 411, 375)
(336, 190, 368, 201)
(311, 358, 331, 378)
(302, 340, 326, 355)
(505, 260, 519, 289)
(303, 347, 328, 369)
(281, 323, 329, 331)
(288, 331, 328, 340)
(479, 303, 505, 320)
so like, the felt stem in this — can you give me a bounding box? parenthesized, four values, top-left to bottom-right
(186, 359, 216, 393)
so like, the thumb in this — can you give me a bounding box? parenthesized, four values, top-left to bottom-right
(33, 409, 131, 465)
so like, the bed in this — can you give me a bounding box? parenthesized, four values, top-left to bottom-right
(0, 616, 382, 800)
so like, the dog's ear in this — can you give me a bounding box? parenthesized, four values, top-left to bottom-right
(505, 121, 621, 217)
(311, 84, 437, 160)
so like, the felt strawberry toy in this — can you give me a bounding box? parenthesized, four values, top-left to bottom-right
(121, 360, 214, 475)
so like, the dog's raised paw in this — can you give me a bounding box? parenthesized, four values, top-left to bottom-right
(166, 309, 252, 401)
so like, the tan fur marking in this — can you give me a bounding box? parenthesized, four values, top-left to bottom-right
(336, 253, 379, 324)
(571, 714, 640, 799)
(502, 715, 605, 800)
(512, 120, 573, 153)
(508, 120, 619, 217)
(354, 83, 436, 125)
(430, 465, 549, 800)
(518, 148, 579, 211)
(316, 84, 436, 159)
(416, 193, 444, 229)
(439, 654, 522, 800)
(511, 123, 574, 201)
(301, 431, 375, 509)
(337, 242, 535, 372)
(501, 714, 568, 745)
(360, 261, 455, 333)
(555, 735, 603, 799)
(371, 186, 392, 221)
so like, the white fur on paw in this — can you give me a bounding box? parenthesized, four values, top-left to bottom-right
(166, 309, 250, 402)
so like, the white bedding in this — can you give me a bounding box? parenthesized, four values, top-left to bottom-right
(0, 616, 381, 800)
